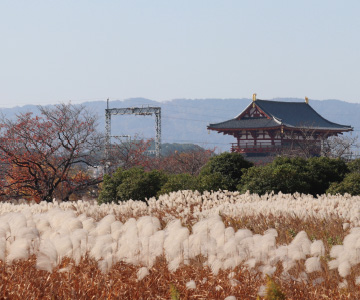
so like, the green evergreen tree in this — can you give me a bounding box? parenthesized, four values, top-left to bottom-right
(240, 156, 348, 196)
(157, 173, 196, 196)
(327, 172, 360, 195)
(239, 157, 309, 195)
(306, 157, 348, 195)
(98, 167, 167, 203)
(98, 168, 125, 204)
(198, 152, 253, 191)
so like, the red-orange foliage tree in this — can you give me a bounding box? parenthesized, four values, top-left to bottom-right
(157, 148, 214, 175)
(0, 103, 103, 202)
(106, 137, 153, 173)
(106, 138, 214, 175)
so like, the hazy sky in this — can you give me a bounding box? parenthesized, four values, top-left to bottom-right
(1, 1, 359, 107)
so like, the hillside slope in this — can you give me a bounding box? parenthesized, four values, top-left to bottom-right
(1, 97, 359, 152)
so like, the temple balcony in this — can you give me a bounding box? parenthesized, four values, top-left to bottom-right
(231, 142, 281, 153)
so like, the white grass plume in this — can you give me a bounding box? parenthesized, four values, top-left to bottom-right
(330, 245, 344, 259)
(116, 218, 139, 264)
(282, 258, 296, 272)
(287, 244, 306, 261)
(168, 256, 182, 272)
(110, 220, 123, 240)
(137, 216, 160, 237)
(338, 261, 351, 277)
(234, 229, 252, 243)
(192, 219, 209, 236)
(297, 272, 308, 284)
(5, 213, 27, 237)
(35, 218, 50, 234)
(210, 258, 222, 275)
(48, 210, 76, 230)
(70, 228, 88, 265)
(0, 237, 6, 261)
(65, 218, 83, 232)
(164, 220, 189, 262)
(338, 279, 348, 289)
(210, 220, 225, 246)
(59, 265, 72, 273)
(223, 239, 237, 257)
(36, 240, 58, 272)
(310, 240, 325, 257)
(137, 267, 150, 281)
(305, 257, 322, 273)
(224, 227, 235, 243)
(90, 234, 113, 260)
(149, 230, 165, 257)
(312, 277, 324, 286)
(223, 257, 237, 270)
(94, 214, 116, 236)
(328, 259, 339, 270)
(188, 231, 208, 258)
(290, 231, 311, 255)
(186, 280, 196, 290)
(52, 236, 73, 261)
(98, 259, 109, 274)
(0, 222, 10, 239)
(82, 218, 95, 231)
(258, 285, 266, 297)
(259, 265, 276, 277)
(15, 227, 39, 241)
(7, 238, 29, 264)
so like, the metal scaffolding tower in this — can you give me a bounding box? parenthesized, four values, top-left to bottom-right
(105, 100, 161, 173)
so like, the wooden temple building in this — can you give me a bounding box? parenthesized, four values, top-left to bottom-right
(207, 95, 353, 158)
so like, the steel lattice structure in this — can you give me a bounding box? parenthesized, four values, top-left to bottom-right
(105, 103, 161, 173)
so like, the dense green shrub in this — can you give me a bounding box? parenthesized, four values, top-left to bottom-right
(98, 154, 354, 203)
(239, 157, 310, 195)
(306, 157, 348, 196)
(348, 158, 360, 173)
(117, 168, 167, 202)
(240, 156, 348, 196)
(195, 172, 227, 193)
(98, 167, 167, 203)
(326, 159, 360, 195)
(98, 168, 124, 204)
(157, 173, 197, 196)
(198, 152, 253, 191)
(327, 172, 360, 195)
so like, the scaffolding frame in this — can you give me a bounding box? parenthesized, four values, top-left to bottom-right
(105, 100, 161, 173)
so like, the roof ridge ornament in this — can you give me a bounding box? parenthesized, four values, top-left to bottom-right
(305, 96, 309, 104)
(252, 93, 256, 108)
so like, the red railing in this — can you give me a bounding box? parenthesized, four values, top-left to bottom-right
(231, 143, 281, 153)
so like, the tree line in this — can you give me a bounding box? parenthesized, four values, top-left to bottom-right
(0, 103, 212, 202)
(99, 153, 360, 204)
(1, 103, 359, 203)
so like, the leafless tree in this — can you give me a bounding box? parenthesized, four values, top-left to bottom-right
(322, 134, 359, 160)
(279, 126, 358, 160)
(106, 136, 153, 173)
(279, 127, 322, 158)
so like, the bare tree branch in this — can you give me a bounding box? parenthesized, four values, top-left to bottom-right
(0, 103, 103, 202)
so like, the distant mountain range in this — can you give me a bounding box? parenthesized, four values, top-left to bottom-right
(1, 97, 359, 152)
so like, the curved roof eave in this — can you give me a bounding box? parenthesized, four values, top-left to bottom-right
(255, 99, 352, 130)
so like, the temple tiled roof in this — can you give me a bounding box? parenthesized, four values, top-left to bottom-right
(208, 99, 353, 131)
(208, 117, 280, 130)
(255, 100, 352, 130)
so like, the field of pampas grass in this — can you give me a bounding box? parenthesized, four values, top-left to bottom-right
(1, 190, 360, 299)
